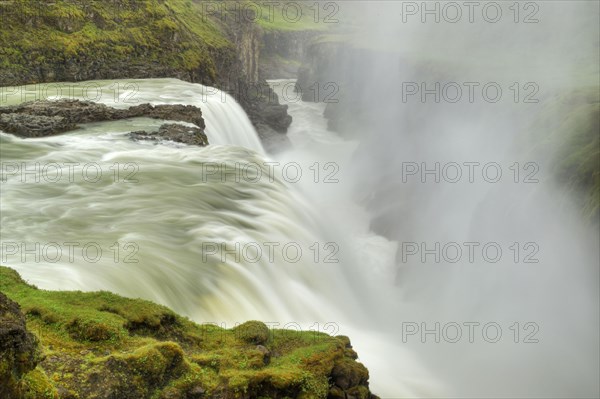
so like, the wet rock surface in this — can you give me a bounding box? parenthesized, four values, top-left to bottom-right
(0, 100, 205, 138)
(0, 113, 76, 137)
(129, 123, 209, 147)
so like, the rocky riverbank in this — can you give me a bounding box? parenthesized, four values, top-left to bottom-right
(0, 266, 379, 399)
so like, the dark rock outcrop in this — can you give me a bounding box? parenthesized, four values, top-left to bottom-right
(129, 123, 208, 147)
(212, 5, 293, 136)
(0, 292, 43, 398)
(0, 99, 206, 138)
(295, 40, 346, 103)
(0, 113, 76, 138)
(255, 124, 292, 153)
(259, 99, 293, 132)
(220, 77, 293, 137)
(327, 336, 381, 399)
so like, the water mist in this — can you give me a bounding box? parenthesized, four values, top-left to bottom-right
(306, 1, 600, 397)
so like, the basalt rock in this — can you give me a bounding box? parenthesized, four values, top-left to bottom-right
(254, 123, 292, 153)
(0, 113, 76, 137)
(224, 78, 293, 135)
(0, 99, 206, 138)
(259, 100, 293, 132)
(326, 336, 380, 399)
(127, 104, 205, 130)
(259, 30, 320, 80)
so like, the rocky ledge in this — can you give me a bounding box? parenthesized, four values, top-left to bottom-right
(0, 100, 207, 146)
(0, 266, 379, 399)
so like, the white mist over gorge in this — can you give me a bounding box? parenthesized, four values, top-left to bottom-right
(0, 1, 598, 398)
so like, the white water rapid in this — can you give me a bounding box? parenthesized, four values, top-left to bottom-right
(0, 78, 356, 323)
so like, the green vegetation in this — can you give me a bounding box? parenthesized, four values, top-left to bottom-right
(0, 266, 372, 398)
(249, 1, 332, 32)
(0, 0, 233, 83)
(0, 0, 333, 86)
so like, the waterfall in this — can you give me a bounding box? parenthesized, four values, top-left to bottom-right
(1, 77, 436, 396)
(102, 78, 266, 152)
(1, 32, 598, 395)
(0, 79, 362, 325)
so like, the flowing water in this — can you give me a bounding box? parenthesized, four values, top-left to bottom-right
(1, 39, 599, 399)
(0, 77, 442, 396)
(0, 79, 358, 323)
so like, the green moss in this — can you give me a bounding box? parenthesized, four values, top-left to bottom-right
(22, 368, 59, 399)
(119, 342, 187, 387)
(0, 266, 373, 398)
(232, 320, 270, 344)
(197, 0, 331, 32)
(251, 0, 331, 32)
(0, 0, 231, 83)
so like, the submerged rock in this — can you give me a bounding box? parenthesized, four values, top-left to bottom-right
(129, 123, 209, 147)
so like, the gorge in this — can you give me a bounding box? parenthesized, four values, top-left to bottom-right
(1, 1, 599, 399)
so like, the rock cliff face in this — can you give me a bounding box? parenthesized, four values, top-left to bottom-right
(295, 40, 379, 134)
(213, 8, 294, 143)
(295, 40, 344, 100)
(0, 266, 380, 399)
(260, 30, 320, 79)
(220, 9, 261, 84)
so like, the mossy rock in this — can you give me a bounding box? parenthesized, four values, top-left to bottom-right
(232, 320, 270, 345)
(0, 266, 378, 398)
(0, 292, 44, 398)
(331, 358, 369, 390)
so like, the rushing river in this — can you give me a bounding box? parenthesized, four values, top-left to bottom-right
(1, 77, 599, 397)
